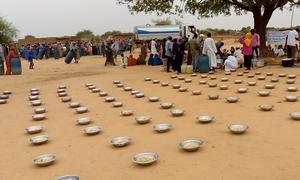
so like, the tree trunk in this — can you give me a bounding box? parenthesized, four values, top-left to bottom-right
(252, 7, 274, 57)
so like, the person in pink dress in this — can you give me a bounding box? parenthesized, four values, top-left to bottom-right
(251, 29, 260, 59)
(239, 32, 254, 70)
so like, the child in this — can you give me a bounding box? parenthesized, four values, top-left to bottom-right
(120, 53, 128, 68)
(28, 47, 34, 69)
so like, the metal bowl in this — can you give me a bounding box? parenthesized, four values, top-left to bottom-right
(124, 87, 133, 91)
(30, 135, 49, 145)
(278, 73, 287, 77)
(178, 87, 188, 92)
(32, 114, 46, 121)
(31, 91, 40, 96)
(228, 124, 248, 134)
(132, 152, 158, 166)
(85, 83, 94, 87)
(69, 102, 81, 108)
(225, 72, 231, 75)
(199, 80, 207, 85)
(255, 72, 261, 75)
(58, 85, 67, 89)
(265, 84, 275, 89)
(285, 95, 298, 102)
(113, 101, 123, 108)
(208, 71, 214, 74)
(244, 70, 250, 74)
(56, 175, 80, 180)
(149, 96, 160, 102)
(144, 77, 152, 81)
(258, 90, 271, 97)
(116, 84, 124, 88)
(196, 115, 214, 123)
(201, 74, 208, 78)
(192, 90, 202, 95)
(288, 74, 297, 79)
(237, 88, 248, 93)
(290, 112, 300, 120)
(257, 76, 266, 80)
(0, 95, 9, 99)
(271, 78, 279, 83)
(179, 140, 203, 152)
(77, 117, 92, 125)
(208, 82, 217, 88)
(135, 93, 145, 98)
(170, 109, 185, 117)
(30, 88, 39, 92)
(230, 69, 236, 72)
(83, 126, 101, 135)
(99, 92, 108, 97)
(220, 84, 229, 90)
(160, 102, 174, 109)
(153, 123, 172, 133)
(113, 80, 121, 84)
(234, 80, 243, 84)
(0, 99, 7, 104)
(3, 90, 11, 95)
(226, 96, 240, 103)
(247, 81, 257, 86)
(91, 88, 101, 93)
(111, 136, 132, 147)
(131, 90, 140, 95)
(58, 92, 68, 97)
(31, 100, 43, 106)
(237, 72, 244, 76)
(33, 154, 56, 167)
(57, 89, 66, 93)
(247, 74, 254, 78)
(221, 78, 229, 82)
(152, 80, 160, 84)
(121, 110, 134, 116)
(172, 84, 181, 89)
(287, 86, 298, 92)
(135, 116, 152, 124)
(34, 107, 46, 114)
(161, 82, 169, 87)
(61, 96, 72, 103)
(259, 104, 274, 111)
(210, 76, 217, 80)
(25, 125, 43, 134)
(88, 85, 97, 90)
(76, 107, 88, 114)
(178, 76, 185, 80)
(286, 79, 295, 84)
(185, 79, 192, 83)
(266, 72, 273, 76)
(208, 94, 219, 100)
(170, 75, 178, 79)
(191, 73, 197, 77)
(105, 97, 115, 102)
(29, 95, 39, 101)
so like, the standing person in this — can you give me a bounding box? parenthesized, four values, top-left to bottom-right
(286, 28, 299, 60)
(112, 40, 120, 62)
(186, 34, 200, 71)
(165, 36, 174, 72)
(28, 47, 34, 69)
(251, 29, 260, 59)
(120, 53, 128, 68)
(151, 39, 157, 55)
(0, 44, 5, 75)
(239, 32, 253, 70)
(174, 38, 185, 73)
(128, 37, 134, 54)
(202, 32, 218, 72)
(5, 46, 16, 75)
(105, 42, 116, 66)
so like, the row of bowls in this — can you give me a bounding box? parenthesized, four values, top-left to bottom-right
(0, 90, 12, 104)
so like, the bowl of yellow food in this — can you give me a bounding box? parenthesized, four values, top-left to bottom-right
(132, 152, 158, 166)
(33, 154, 56, 167)
(179, 139, 203, 152)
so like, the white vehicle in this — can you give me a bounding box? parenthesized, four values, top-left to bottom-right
(134, 25, 196, 40)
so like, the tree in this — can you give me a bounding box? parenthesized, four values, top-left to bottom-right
(0, 17, 18, 44)
(118, 0, 300, 55)
(76, 29, 95, 40)
(25, 35, 35, 39)
(152, 17, 172, 25)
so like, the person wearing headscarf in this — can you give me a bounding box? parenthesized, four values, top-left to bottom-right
(151, 39, 157, 55)
(239, 32, 253, 70)
(224, 53, 238, 72)
(5, 46, 16, 75)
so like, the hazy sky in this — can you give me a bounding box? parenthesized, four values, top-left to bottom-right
(0, 0, 299, 39)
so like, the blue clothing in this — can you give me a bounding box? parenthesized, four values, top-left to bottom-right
(165, 40, 173, 57)
(28, 52, 33, 62)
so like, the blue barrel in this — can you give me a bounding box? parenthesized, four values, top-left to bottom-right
(64, 50, 74, 64)
(11, 57, 22, 75)
(195, 55, 210, 73)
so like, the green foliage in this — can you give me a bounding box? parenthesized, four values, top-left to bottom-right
(25, 35, 35, 39)
(0, 17, 18, 44)
(152, 17, 172, 25)
(76, 29, 95, 40)
(100, 31, 122, 39)
(197, 26, 251, 36)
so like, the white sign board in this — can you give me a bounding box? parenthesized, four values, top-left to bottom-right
(267, 31, 289, 45)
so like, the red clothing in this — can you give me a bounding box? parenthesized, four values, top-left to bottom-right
(5, 48, 16, 75)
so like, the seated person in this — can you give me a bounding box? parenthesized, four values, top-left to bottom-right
(234, 47, 244, 68)
(120, 53, 128, 68)
(148, 54, 154, 65)
(224, 54, 238, 72)
(274, 45, 285, 57)
(152, 54, 163, 66)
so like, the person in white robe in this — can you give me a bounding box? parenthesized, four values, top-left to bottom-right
(151, 39, 157, 55)
(224, 55, 238, 72)
(202, 33, 217, 70)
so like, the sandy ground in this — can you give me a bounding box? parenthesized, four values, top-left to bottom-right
(1, 55, 300, 180)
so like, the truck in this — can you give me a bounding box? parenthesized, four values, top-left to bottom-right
(134, 25, 197, 40)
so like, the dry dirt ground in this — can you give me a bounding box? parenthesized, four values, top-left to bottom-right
(1, 55, 300, 180)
